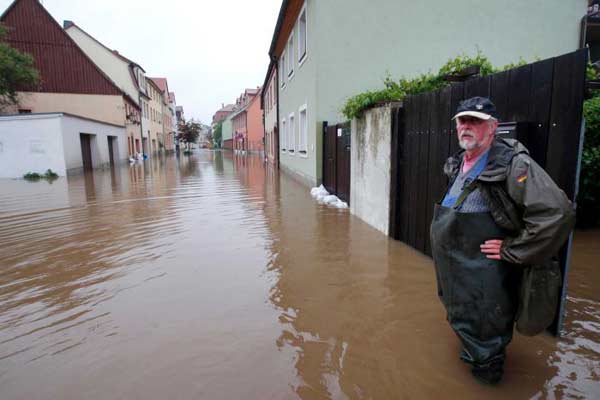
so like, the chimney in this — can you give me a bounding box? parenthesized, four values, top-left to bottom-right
(63, 20, 74, 29)
(222, 103, 224, 108)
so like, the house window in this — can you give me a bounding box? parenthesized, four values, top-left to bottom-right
(18, 109, 32, 114)
(280, 52, 286, 88)
(287, 35, 294, 78)
(298, 5, 307, 64)
(299, 105, 308, 155)
(281, 118, 286, 152)
(288, 112, 295, 154)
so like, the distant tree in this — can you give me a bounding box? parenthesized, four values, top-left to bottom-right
(0, 24, 40, 110)
(213, 122, 222, 148)
(176, 119, 201, 151)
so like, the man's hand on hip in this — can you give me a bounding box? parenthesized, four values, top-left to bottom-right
(480, 239, 503, 260)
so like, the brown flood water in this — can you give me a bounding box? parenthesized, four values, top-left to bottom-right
(0, 151, 598, 399)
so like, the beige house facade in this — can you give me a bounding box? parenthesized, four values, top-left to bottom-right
(146, 79, 164, 155)
(65, 21, 147, 157)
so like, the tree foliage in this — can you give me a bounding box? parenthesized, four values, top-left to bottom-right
(176, 119, 201, 150)
(0, 24, 40, 110)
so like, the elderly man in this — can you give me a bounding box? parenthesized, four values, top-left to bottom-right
(430, 97, 574, 384)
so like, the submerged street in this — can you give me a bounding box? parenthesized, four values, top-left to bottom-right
(0, 151, 598, 399)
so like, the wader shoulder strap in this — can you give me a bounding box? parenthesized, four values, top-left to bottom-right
(452, 152, 489, 210)
(453, 180, 479, 210)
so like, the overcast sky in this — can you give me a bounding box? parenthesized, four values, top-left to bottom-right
(0, 0, 282, 124)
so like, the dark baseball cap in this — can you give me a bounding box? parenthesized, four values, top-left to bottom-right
(452, 97, 498, 120)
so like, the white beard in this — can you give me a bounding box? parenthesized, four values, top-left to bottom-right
(458, 130, 481, 151)
(459, 138, 480, 150)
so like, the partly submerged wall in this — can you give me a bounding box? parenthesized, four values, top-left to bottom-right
(350, 106, 393, 235)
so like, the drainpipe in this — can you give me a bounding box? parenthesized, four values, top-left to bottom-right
(274, 57, 280, 169)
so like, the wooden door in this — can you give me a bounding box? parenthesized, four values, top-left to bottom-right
(335, 124, 351, 203)
(80, 133, 93, 171)
(107, 137, 115, 166)
(323, 125, 337, 194)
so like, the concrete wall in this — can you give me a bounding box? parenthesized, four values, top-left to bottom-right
(15, 92, 126, 126)
(60, 114, 127, 171)
(350, 106, 392, 235)
(0, 113, 127, 177)
(0, 114, 66, 177)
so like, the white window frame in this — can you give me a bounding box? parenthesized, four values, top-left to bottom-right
(281, 118, 287, 152)
(288, 112, 295, 154)
(298, 2, 308, 68)
(287, 34, 294, 79)
(298, 104, 308, 157)
(280, 52, 286, 89)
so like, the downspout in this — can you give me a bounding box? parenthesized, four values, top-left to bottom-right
(275, 57, 280, 169)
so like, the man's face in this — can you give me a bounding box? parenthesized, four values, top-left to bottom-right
(455, 116, 497, 151)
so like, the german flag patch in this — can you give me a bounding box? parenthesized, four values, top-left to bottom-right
(517, 174, 527, 183)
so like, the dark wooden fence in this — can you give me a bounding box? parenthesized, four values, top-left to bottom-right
(323, 122, 351, 203)
(389, 49, 588, 334)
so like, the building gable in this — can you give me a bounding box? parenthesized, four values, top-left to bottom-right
(0, 0, 122, 95)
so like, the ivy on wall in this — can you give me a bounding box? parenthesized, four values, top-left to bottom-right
(341, 52, 528, 120)
(579, 65, 600, 227)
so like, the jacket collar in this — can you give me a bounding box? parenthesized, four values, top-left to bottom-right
(444, 138, 529, 182)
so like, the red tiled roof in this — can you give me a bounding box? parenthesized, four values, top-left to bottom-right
(1, 0, 122, 95)
(148, 77, 168, 93)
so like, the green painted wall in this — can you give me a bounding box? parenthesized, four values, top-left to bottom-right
(277, 0, 320, 187)
(222, 115, 233, 141)
(277, 0, 586, 187)
(314, 0, 585, 124)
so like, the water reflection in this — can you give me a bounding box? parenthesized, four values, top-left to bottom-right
(0, 151, 598, 399)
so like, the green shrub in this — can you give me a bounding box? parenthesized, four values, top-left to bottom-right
(341, 52, 534, 120)
(23, 169, 59, 181)
(438, 51, 495, 77)
(23, 172, 42, 180)
(578, 92, 600, 227)
(44, 169, 58, 179)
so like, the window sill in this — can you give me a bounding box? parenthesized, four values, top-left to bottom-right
(288, 150, 295, 156)
(288, 71, 294, 81)
(298, 150, 308, 158)
(298, 53, 307, 68)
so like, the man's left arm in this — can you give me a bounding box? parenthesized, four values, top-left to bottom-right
(495, 155, 575, 265)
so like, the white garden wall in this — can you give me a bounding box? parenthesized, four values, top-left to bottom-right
(350, 106, 393, 235)
(0, 113, 126, 178)
(0, 114, 67, 178)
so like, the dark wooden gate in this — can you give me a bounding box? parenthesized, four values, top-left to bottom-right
(80, 133, 93, 171)
(389, 49, 588, 334)
(323, 122, 351, 203)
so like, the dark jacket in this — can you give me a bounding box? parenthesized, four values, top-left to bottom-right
(443, 138, 575, 265)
